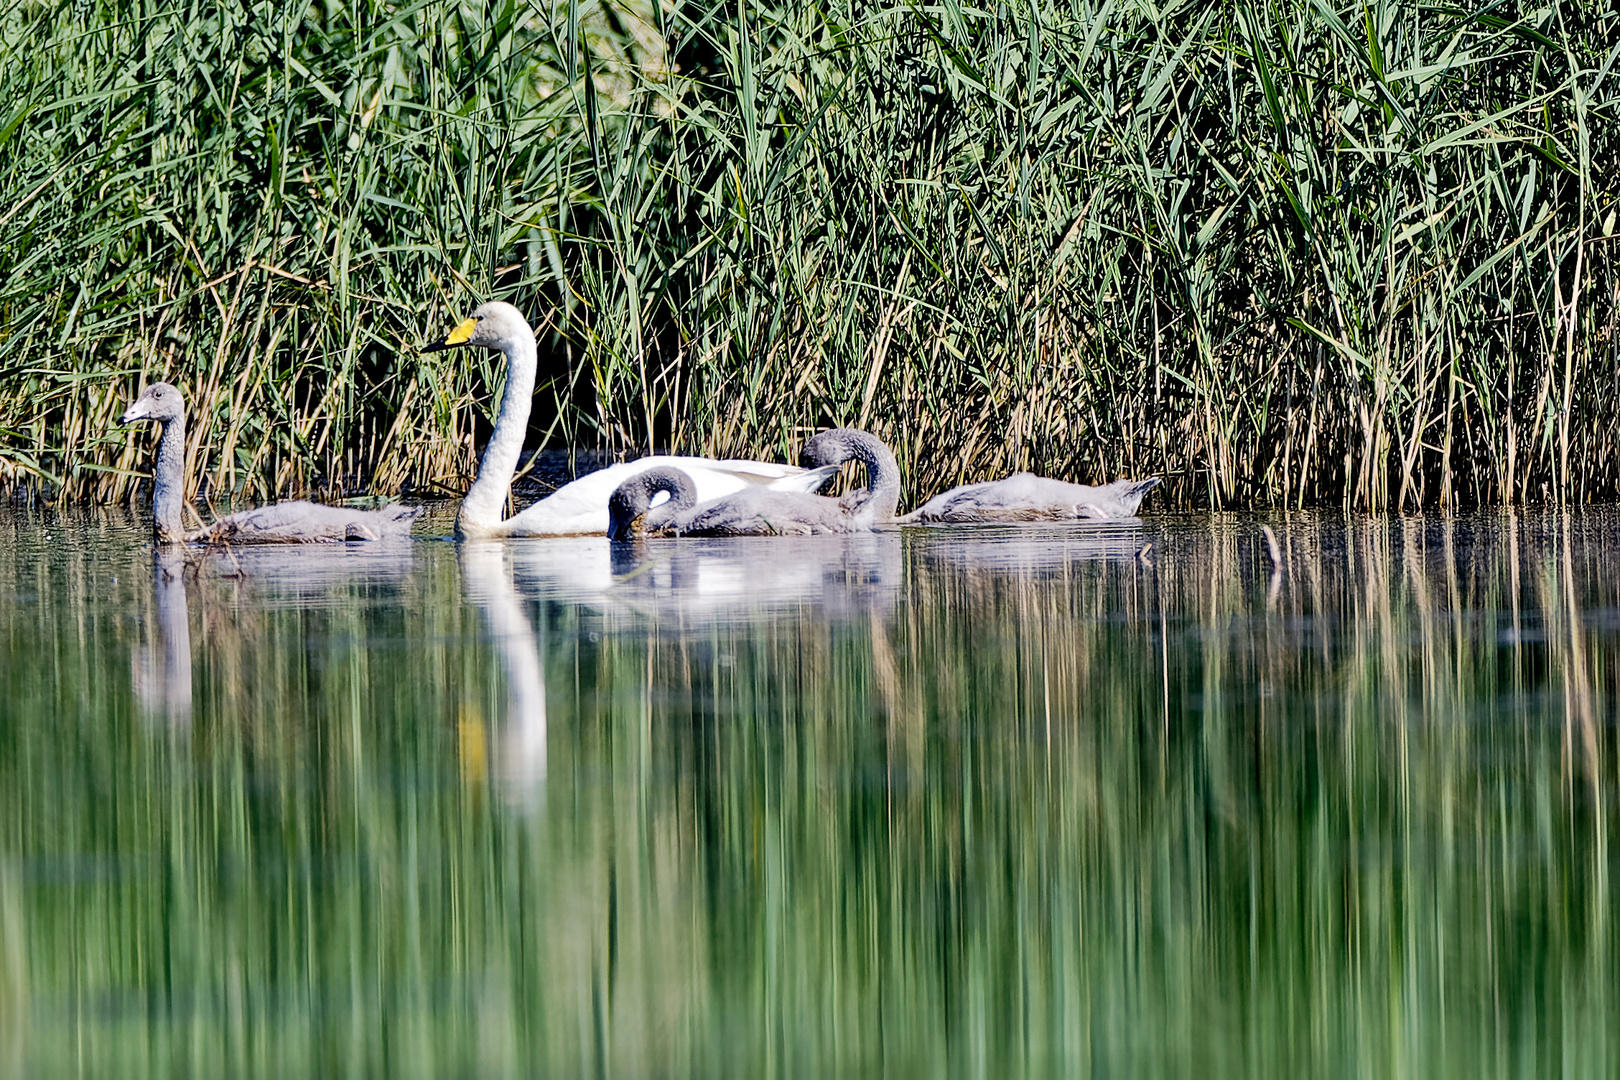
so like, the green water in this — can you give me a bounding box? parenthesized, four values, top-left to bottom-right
(0, 506, 1615, 1078)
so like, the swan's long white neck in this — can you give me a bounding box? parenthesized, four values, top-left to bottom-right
(457, 327, 538, 538)
(151, 412, 188, 544)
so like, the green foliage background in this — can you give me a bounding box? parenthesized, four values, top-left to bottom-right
(1, 0, 1616, 509)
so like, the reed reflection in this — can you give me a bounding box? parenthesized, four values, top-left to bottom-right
(4, 509, 1620, 1077)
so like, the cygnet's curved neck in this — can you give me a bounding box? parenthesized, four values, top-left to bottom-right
(818, 430, 901, 522)
(608, 466, 698, 540)
(851, 435, 901, 521)
(457, 327, 538, 537)
(152, 411, 188, 544)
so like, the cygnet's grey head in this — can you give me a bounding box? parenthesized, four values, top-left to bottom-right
(608, 466, 698, 541)
(800, 427, 898, 468)
(422, 301, 534, 353)
(121, 382, 186, 424)
(800, 428, 855, 469)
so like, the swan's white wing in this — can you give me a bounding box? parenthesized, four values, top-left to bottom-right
(766, 464, 840, 494)
(667, 456, 808, 482)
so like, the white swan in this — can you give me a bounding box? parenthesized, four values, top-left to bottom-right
(121, 383, 421, 544)
(423, 302, 838, 538)
(607, 428, 903, 538)
(901, 474, 1161, 523)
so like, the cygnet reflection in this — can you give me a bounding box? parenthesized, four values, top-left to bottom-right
(506, 533, 903, 628)
(199, 540, 418, 609)
(906, 520, 1153, 575)
(131, 546, 193, 726)
(459, 542, 548, 805)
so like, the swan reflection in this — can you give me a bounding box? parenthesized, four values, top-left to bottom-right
(132, 541, 423, 726)
(202, 540, 417, 607)
(507, 533, 903, 627)
(460, 542, 548, 805)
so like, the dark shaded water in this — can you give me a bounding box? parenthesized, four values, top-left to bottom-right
(1, 506, 1616, 1077)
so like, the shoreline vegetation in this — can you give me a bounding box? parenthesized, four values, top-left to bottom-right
(1, 0, 1615, 511)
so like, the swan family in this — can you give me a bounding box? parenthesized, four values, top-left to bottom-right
(121, 301, 1160, 546)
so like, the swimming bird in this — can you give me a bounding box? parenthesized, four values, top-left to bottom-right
(797, 427, 903, 526)
(901, 474, 1161, 524)
(607, 428, 902, 538)
(121, 383, 421, 544)
(607, 466, 699, 540)
(423, 302, 838, 538)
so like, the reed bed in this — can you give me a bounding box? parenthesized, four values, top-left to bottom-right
(1, 0, 1616, 509)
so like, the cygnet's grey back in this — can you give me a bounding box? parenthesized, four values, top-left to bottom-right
(195, 500, 421, 544)
(666, 486, 865, 537)
(607, 466, 699, 540)
(904, 474, 1160, 523)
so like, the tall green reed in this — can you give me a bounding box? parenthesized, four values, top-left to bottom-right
(560, 0, 1620, 509)
(0, 0, 620, 501)
(1, 0, 1616, 509)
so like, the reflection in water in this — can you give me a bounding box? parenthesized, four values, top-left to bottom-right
(460, 542, 548, 803)
(905, 518, 1149, 571)
(513, 532, 903, 627)
(131, 546, 193, 725)
(205, 538, 418, 605)
(1, 510, 1619, 1076)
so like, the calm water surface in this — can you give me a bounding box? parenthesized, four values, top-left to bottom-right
(1, 506, 1616, 1077)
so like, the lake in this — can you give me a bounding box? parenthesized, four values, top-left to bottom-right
(0, 506, 1615, 1077)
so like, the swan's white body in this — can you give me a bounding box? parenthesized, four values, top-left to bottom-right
(490, 455, 835, 538)
(607, 430, 902, 539)
(426, 302, 832, 538)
